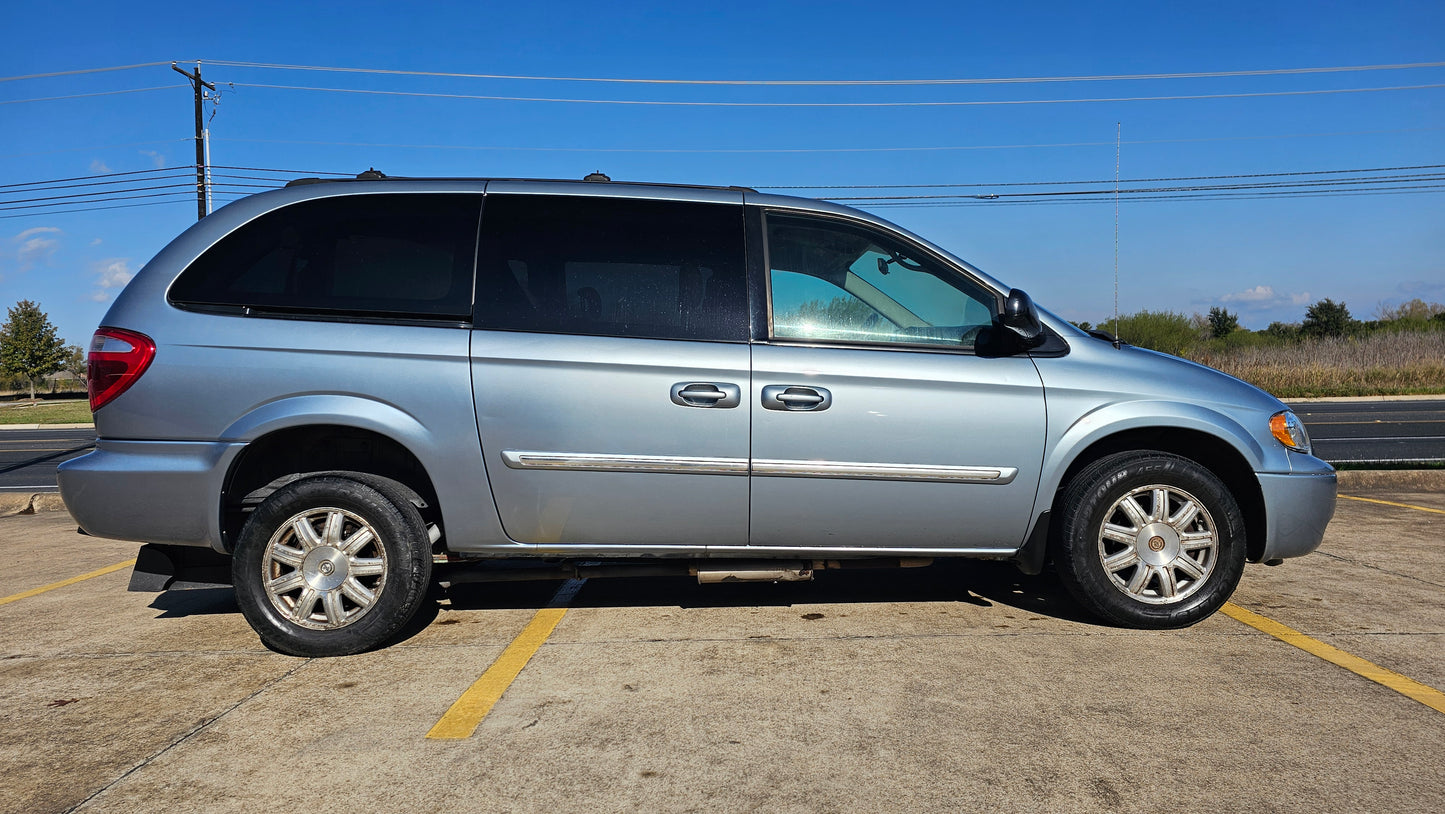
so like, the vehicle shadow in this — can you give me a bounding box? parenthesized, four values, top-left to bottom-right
(433, 560, 1102, 627)
(148, 587, 238, 618)
(141, 560, 1108, 651)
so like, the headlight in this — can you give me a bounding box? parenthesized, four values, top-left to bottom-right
(1270, 410, 1311, 454)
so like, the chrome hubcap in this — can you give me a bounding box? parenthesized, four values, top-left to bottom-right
(1097, 484, 1217, 605)
(263, 507, 387, 630)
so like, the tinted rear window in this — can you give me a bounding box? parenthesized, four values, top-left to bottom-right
(476, 195, 747, 342)
(170, 194, 480, 320)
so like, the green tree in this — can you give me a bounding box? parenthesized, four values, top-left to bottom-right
(0, 300, 68, 402)
(1207, 306, 1239, 339)
(1374, 298, 1445, 322)
(63, 343, 87, 379)
(1264, 321, 1300, 340)
(1111, 309, 1201, 356)
(1301, 298, 1355, 339)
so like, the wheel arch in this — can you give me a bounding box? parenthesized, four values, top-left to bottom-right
(220, 421, 442, 553)
(1039, 409, 1269, 563)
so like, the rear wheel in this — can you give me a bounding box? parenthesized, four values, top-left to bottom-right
(233, 475, 432, 657)
(1055, 451, 1245, 628)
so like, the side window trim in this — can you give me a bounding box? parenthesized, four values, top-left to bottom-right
(757, 207, 1004, 354)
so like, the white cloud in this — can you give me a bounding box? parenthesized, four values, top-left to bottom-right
(90, 159, 113, 174)
(140, 149, 165, 168)
(90, 258, 134, 302)
(1219, 285, 1311, 311)
(12, 226, 63, 270)
(89, 238, 103, 246)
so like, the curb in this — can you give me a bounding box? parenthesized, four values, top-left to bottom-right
(0, 493, 69, 518)
(1336, 469, 1445, 492)
(1286, 394, 1445, 404)
(0, 423, 95, 431)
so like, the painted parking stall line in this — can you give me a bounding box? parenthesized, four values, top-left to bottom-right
(1222, 602, 1445, 715)
(427, 578, 588, 740)
(0, 559, 136, 606)
(1338, 494, 1445, 515)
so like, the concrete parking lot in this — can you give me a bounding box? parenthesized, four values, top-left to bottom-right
(2, 474, 1442, 814)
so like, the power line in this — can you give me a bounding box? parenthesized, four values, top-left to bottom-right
(210, 163, 352, 176)
(0, 182, 197, 207)
(0, 61, 178, 83)
(0, 172, 195, 196)
(823, 173, 1445, 201)
(211, 126, 1445, 156)
(4, 58, 1439, 87)
(203, 59, 1445, 86)
(0, 85, 184, 106)
(0, 189, 195, 213)
(227, 80, 1445, 107)
(0, 198, 190, 220)
(5, 162, 1443, 217)
(761, 164, 1445, 190)
(862, 186, 1445, 208)
(0, 166, 192, 191)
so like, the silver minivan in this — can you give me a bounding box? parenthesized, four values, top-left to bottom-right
(59, 174, 1337, 657)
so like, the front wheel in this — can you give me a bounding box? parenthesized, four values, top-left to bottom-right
(1054, 452, 1246, 628)
(232, 475, 433, 657)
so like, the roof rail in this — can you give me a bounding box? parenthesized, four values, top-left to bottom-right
(281, 170, 756, 193)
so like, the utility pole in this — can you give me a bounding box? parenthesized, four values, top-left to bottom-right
(171, 62, 215, 221)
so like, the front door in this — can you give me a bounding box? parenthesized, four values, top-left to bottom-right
(749, 211, 1046, 552)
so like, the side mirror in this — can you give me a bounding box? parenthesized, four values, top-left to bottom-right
(1001, 288, 1046, 348)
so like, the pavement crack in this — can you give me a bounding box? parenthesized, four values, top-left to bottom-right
(1315, 550, 1445, 589)
(62, 658, 313, 813)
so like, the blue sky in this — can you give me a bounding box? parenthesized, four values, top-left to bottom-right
(2, 0, 1441, 345)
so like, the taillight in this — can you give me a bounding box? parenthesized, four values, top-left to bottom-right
(87, 327, 156, 411)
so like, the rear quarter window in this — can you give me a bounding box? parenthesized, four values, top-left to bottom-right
(169, 193, 480, 321)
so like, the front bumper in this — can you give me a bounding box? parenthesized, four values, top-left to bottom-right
(57, 439, 243, 552)
(1256, 457, 1337, 561)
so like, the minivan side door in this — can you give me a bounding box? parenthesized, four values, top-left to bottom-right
(749, 209, 1047, 553)
(470, 188, 752, 549)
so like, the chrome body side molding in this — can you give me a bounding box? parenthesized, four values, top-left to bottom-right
(500, 450, 748, 476)
(501, 450, 1017, 484)
(752, 459, 1018, 484)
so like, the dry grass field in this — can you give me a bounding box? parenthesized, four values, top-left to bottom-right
(1190, 331, 1445, 398)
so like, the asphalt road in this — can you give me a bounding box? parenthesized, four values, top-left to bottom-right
(0, 428, 95, 492)
(0, 399, 1441, 492)
(1290, 399, 1445, 464)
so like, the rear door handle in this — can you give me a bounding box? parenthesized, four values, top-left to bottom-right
(671, 382, 742, 408)
(761, 385, 832, 412)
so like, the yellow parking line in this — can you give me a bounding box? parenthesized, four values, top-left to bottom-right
(1338, 494, 1445, 515)
(0, 559, 136, 607)
(427, 578, 586, 739)
(1222, 603, 1445, 714)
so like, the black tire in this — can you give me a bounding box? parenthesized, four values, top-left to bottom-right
(232, 474, 433, 657)
(1054, 451, 1245, 629)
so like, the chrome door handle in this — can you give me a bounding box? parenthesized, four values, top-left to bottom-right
(761, 385, 832, 412)
(670, 382, 742, 408)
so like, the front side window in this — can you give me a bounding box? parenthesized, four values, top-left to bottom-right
(476, 195, 747, 342)
(170, 194, 480, 320)
(767, 213, 998, 350)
